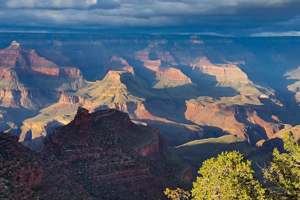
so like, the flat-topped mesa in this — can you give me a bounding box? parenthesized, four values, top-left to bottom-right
(135, 49, 193, 88)
(191, 57, 248, 79)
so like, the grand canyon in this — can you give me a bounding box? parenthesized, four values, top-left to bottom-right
(1, 33, 300, 199)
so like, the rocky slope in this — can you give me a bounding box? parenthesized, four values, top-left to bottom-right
(0, 34, 298, 153)
(0, 41, 86, 109)
(20, 52, 284, 150)
(0, 108, 190, 199)
(19, 69, 204, 148)
(185, 97, 282, 145)
(135, 45, 193, 89)
(0, 41, 87, 137)
(0, 131, 92, 200)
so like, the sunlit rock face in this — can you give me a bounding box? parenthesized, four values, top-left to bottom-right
(0, 35, 298, 153)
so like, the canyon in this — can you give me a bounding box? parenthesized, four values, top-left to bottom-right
(1, 33, 300, 198)
(0, 34, 299, 153)
(0, 108, 190, 199)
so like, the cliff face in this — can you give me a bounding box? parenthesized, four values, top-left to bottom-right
(41, 107, 190, 199)
(44, 108, 168, 159)
(0, 41, 85, 109)
(135, 49, 192, 88)
(0, 41, 57, 68)
(191, 57, 248, 79)
(0, 108, 190, 199)
(185, 99, 281, 144)
(104, 56, 134, 75)
(0, 131, 103, 199)
(0, 35, 295, 158)
(0, 41, 87, 137)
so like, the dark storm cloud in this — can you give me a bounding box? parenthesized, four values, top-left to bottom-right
(1, 0, 300, 35)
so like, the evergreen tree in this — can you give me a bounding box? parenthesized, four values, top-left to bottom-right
(264, 131, 300, 199)
(191, 151, 265, 200)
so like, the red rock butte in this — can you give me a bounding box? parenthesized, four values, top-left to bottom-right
(0, 107, 191, 199)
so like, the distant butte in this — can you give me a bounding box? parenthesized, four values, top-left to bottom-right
(6, 41, 21, 50)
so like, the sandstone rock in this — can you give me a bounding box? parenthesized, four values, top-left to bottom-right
(135, 48, 193, 88)
(41, 108, 190, 199)
(104, 56, 134, 75)
(185, 98, 282, 144)
(0, 107, 191, 199)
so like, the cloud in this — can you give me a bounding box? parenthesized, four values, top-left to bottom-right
(1, 0, 300, 35)
(5, 0, 96, 9)
(251, 31, 300, 37)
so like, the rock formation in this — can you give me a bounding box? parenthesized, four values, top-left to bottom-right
(0, 131, 92, 199)
(185, 97, 282, 145)
(0, 108, 191, 199)
(135, 47, 193, 88)
(0, 35, 296, 157)
(104, 56, 134, 75)
(0, 41, 86, 109)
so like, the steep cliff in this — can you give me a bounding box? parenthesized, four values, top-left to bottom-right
(1, 108, 191, 199)
(0, 41, 87, 137)
(0, 41, 86, 109)
(0, 35, 295, 157)
(135, 47, 193, 88)
(188, 57, 273, 97)
(104, 56, 134, 75)
(41, 107, 190, 199)
(185, 97, 282, 144)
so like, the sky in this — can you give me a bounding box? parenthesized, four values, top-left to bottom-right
(1, 0, 300, 36)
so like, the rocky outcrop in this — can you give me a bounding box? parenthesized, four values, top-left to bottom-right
(256, 125, 300, 151)
(0, 132, 94, 199)
(155, 67, 192, 85)
(285, 66, 300, 103)
(135, 49, 192, 88)
(0, 41, 86, 109)
(14, 67, 83, 78)
(40, 107, 190, 199)
(0, 107, 191, 199)
(0, 41, 56, 68)
(185, 99, 281, 144)
(104, 56, 134, 75)
(190, 57, 248, 79)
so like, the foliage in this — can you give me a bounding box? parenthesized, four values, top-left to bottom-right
(164, 188, 190, 200)
(191, 151, 265, 200)
(264, 131, 300, 199)
(165, 132, 300, 200)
